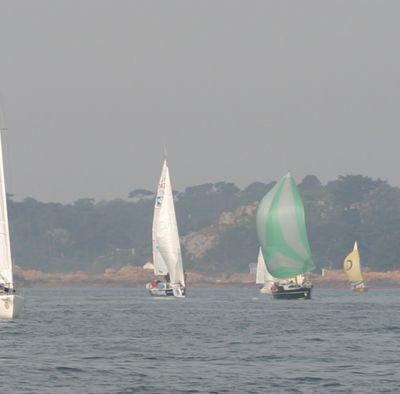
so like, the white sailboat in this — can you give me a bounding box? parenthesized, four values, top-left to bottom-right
(255, 247, 275, 294)
(0, 128, 23, 318)
(146, 159, 185, 297)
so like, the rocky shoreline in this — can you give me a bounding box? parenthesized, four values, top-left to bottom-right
(12, 265, 400, 289)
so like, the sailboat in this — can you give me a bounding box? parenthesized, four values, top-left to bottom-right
(146, 159, 186, 297)
(256, 172, 315, 300)
(0, 129, 23, 318)
(343, 241, 368, 292)
(255, 247, 276, 294)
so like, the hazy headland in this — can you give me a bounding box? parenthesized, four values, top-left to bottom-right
(8, 174, 400, 285)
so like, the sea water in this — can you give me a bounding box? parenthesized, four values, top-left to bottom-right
(1, 288, 399, 393)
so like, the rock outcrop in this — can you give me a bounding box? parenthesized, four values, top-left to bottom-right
(181, 203, 257, 260)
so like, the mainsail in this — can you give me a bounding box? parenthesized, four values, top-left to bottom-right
(152, 160, 185, 286)
(256, 172, 315, 279)
(0, 132, 12, 286)
(343, 242, 364, 284)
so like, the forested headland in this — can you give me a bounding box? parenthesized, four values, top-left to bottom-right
(8, 174, 400, 275)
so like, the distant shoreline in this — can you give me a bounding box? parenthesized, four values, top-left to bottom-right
(13, 266, 400, 289)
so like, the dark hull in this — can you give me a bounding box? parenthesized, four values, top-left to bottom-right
(272, 286, 312, 300)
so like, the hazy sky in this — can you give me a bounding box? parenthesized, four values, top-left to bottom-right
(0, 1, 399, 203)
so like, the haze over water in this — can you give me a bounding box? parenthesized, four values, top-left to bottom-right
(1, 2, 400, 203)
(1, 288, 399, 393)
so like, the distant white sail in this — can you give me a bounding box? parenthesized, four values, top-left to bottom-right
(152, 160, 185, 286)
(0, 133, 12, 286)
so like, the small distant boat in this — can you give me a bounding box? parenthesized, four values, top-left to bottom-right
(255, 247, 276, 294)
(0, 128, 23, 318)
(343, 242, 368, 292)
(256, 172, 315, 300)
(146, 159, 186, 298)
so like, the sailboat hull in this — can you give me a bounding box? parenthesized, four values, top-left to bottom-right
(146, 283, 186, 298)
(0, 294, 24, 319)
(259, 286, 272, 294)
(272, 286, 312, 300)
(353, 286, 368, 293)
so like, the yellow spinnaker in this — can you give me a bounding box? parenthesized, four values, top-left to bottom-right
(343, 242, 364, 282)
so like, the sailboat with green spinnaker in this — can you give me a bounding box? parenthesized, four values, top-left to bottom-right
(256, 172, 315, 300)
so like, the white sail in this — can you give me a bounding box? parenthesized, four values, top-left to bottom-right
(152, 160, 185, 286)
(0, 122, 23, 318)
(152, 161, 169, 276)
(256, 247, 275, 284)
(0, 132, 12, 286)
(256, 248, 267, 284)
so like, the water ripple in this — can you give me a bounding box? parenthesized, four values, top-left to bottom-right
(1, 288, 400, 393)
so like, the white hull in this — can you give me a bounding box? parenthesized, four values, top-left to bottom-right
(0, 294, 24, 319)
(146, 282, 186, 298)
(259, 286, 272, 294)
(258, 280, 274, 294)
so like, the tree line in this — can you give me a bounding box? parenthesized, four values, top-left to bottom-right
(7, 174, 400, 273)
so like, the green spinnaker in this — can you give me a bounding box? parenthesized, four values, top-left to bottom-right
(256, 173, 315, 279)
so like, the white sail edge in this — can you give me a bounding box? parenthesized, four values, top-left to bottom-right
(0, 131, 13, 285)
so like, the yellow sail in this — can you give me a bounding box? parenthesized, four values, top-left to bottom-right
(343, 242, 364, 282)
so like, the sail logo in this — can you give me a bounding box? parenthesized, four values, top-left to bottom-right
(344, 259, 353, 271)
(155, 195, 163, 207)
(155, 177, 166, 207)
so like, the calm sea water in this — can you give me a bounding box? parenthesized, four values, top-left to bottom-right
(1, 287, 399, 393)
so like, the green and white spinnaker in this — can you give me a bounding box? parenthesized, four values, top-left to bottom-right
(256, 173, 315, 279)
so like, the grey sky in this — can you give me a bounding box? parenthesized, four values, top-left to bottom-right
(0, 1, 399, 203)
